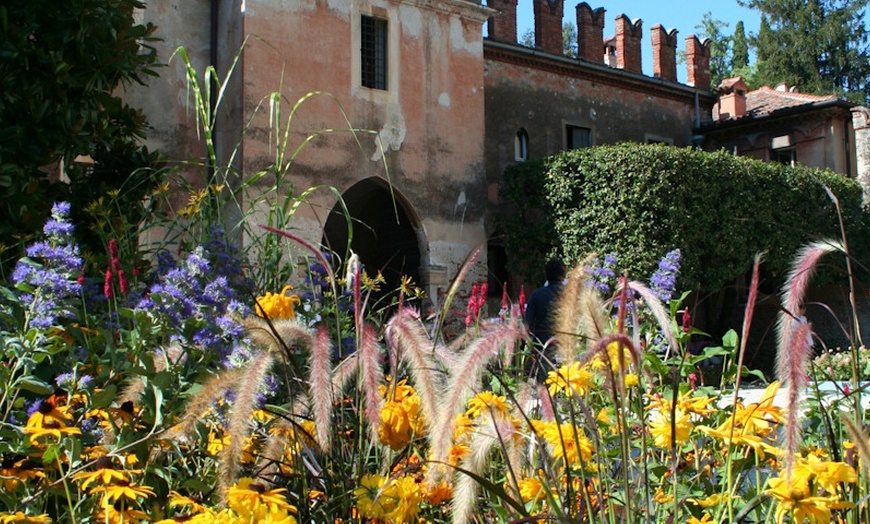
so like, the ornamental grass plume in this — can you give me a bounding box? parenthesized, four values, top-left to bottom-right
(776, 240, 843, 476)
(385, 307, 443, 442)
(554, 256, 608, 363)
(429, 313, 526, 482)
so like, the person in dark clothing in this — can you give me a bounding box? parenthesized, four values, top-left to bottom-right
(524, 258, 566, 382)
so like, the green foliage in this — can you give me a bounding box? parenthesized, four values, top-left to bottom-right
(731, 20, 749, 70)
(497, 158, 556, 286)
(741, 0, 870, 102)
(502, 143, 865, 292)
(695, 12, 732, 88)
(0, 0, 160, 269)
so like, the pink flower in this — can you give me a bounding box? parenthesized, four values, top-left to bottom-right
(501, 283, 508, 311)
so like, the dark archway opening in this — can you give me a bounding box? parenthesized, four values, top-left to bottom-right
(322, 179, 421, 306)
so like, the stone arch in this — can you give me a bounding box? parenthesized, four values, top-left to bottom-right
(322, 178, 423, 300)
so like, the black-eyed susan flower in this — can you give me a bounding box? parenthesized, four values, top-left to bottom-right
(72, 456, 133, 490)
(25, 400, 72, 431)
(226, 477, 296, 516)
(90, 479, 155, 504)
(24, 419, 81, 445)
(0, 512, 52, 523)
(0, 457, 45, 491)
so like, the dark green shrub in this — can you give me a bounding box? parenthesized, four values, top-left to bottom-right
(501, 143, 865, 292)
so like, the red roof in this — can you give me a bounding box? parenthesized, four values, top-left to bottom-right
(744, 85, 837, 118)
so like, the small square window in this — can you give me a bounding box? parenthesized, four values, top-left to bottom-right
(566, 125, 592, 149)
(361, 15, 388, 90)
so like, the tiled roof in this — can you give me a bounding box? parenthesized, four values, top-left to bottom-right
(744, 86, 838, 118)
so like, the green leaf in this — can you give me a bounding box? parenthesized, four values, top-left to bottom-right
(17, 375, 54, 395)
(91, 384, 118, 409)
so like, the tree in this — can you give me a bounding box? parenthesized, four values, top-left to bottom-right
(740, 0, 870, 102)
(732, 20, 749, 70)
(563, 21, 577, 58)
(0, 0, 160, 269)
(695, 12, 732, 89)
(519, 22, 578, 57)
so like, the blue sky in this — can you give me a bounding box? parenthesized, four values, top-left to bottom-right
(514, 0, 762, 83)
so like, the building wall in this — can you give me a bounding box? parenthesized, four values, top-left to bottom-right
(702, 109, 857, 179)
(239, 0, 492, 296)
(483, 43, 715, 215)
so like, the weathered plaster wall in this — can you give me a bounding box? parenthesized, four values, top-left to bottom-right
(238, 0, 491, 296)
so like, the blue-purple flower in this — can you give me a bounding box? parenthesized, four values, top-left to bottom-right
(649, 249, 681, 303)
(10, 202, 83, 329)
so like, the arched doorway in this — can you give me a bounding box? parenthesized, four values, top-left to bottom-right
(322, 178, 422, 303)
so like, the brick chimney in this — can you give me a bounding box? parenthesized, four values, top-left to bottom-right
(533, 0, 564, 55)
(576, 3, 605, 63)
(614, 14, 642, 74)
(487, 0, 519, 44)
(717, 77, 748, 120)
(686, 35, 711, 91)
(651, 24, 677, 82)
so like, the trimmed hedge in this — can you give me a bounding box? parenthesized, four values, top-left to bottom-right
(500, 143, 866, 292)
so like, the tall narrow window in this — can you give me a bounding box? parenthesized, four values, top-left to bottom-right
(566, 125, 592, 149)
(361, 15, 388, 90)
(514, 128, 529, 161)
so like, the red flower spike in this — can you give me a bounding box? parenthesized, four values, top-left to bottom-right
(682, 308, 692, 333)
(118, 269, 128, 295)
(501, 283, 508, 311)
(103, 267, 113, 299)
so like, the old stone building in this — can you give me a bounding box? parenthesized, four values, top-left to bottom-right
(127, 0, 722, 300)
(702, 77, 858, 186)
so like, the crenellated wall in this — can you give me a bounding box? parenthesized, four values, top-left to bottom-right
(487, 0, 710, 87)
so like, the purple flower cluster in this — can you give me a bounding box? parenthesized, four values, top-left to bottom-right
(649, 249, 681, 303)
(137, 230, 252, 364)
(300, 252, 332, 302)
(586, 253, 618, 295)
(10, 202, 83, 329)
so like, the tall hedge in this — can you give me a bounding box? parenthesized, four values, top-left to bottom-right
(500, 143, 865, 292)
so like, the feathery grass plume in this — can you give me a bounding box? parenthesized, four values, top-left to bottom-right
(841, 414, 870, 478)
(219, 350, 276, 501)
(435, 247, 480, 342)
(259, 225, 338, 299)
(776, 240, 842, 476)
(244, 316, 316, 359)
(360, 323, 385, 446)
(309, 326, 333, 452)
(733, 253, 764, 400)
(331, 352, 360, 393)
(166, 367, 246, 442)
(385, 307, 442, 438)
(452, 414, 520, 524)
(555, 256, 605, 362)
(430, 318, 526, 481)
(255, 418, 293, 481)
(623, 279, 679, 358)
